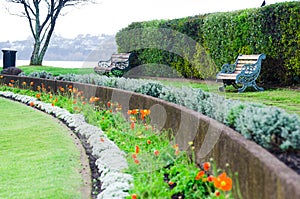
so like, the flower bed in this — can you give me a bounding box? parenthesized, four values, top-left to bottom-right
(1, 75, 300, 198)
(0, 87, 240, 198)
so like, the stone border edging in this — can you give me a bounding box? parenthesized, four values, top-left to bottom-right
(0, 91, 133, 199)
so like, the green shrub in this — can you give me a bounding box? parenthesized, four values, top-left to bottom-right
(17, 73, 300, 151)
(134, 82, 164, 98)
(116, 1, 300, 85)
(235, 106, 300, 150)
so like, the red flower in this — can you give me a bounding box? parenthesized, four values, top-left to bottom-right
(154, 150, 159, 156)
(134, 159, 140, 164)
(207, 175, 214, 182)
(131, 194, 137, 199)
(132, 153, 137, 159)
(215, 190, 221, 197)
(107, 101, 111, 107)
(203, 162, 211, 171)
(130, 122, 135, 129)
(29, 102, 34, 107)
(147, 140, 151, 144)
(135, 145, 140, 154)
(195, 170, 205, 180)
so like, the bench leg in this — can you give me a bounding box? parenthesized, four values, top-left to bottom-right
(238, 82, 264, 93)
(253, 82, 264, 91)
(238, 85, 247, 93)
(219, 85, 225, 92)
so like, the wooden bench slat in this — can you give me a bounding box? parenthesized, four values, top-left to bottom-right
(238, 55, 261, 59)
(237, 60, 257, 64)
(94, 53, 132, 77)
(216, 54, 266, 92)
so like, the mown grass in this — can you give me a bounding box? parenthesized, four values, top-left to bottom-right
(0, 98, 83, 199)
(19, 66, 300, 115)
(18, 65, 94, 76)
(159, 79, 300, 116)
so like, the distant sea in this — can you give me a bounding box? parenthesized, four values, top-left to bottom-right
(0, 60, 97, 68)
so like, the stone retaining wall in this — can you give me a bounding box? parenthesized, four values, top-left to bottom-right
(2, 75, 300, 199)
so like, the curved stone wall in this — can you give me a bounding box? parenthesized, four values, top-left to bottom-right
(2, 75, 300, 199)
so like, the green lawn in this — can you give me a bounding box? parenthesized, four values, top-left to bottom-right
(160, 78, 300, 116)
(0, 98, 84, 199)
(18, 65, 94, 76)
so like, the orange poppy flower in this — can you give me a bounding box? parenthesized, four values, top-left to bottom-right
(213, 172, 232, 191)
(36, 93, 41, 99)
(131, 194, 137, 199)
(130, 122, 135, 129)
(131, 109, 138, 114)
(168, 181, 175, 186)
(195, 170, 205, 180)
(132, 153, 137, 159)
(207, 175, 214, 182)
(134, 158, 140, 164)
(29, 102, 34, 107)
(203, 162, 211, 171)
(135, 145, 140, 154)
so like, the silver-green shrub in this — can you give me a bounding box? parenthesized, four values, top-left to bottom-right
(17, 73, 300, 151)
(235, 106, 300, 150)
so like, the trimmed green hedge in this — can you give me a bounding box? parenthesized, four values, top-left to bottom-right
(116, 1, 300, 85)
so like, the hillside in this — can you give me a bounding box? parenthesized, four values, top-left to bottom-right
(0, 34, 117, 61)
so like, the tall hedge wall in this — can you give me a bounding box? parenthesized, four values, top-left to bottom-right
(116, 2, 300, 85)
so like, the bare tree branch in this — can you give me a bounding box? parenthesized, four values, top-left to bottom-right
(5, 0, 95, 65)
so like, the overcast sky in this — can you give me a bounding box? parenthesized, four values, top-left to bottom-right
(0, 0, 294, 42)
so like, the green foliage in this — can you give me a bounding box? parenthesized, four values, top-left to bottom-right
(135, 82, 164, 98)
(235, 106, 300, 150)
(21, 70, 54, 79)
(13, 72, 300, 151)
(116, 1, 300, 85)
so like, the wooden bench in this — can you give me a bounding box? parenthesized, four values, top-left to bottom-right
(216, 54, 266, 92)
(94, 53, 132, 77)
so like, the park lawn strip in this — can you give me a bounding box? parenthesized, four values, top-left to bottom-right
(18, 65, 94, 76)
(160, 79, 300, 116)
(0, 98, 83, 199)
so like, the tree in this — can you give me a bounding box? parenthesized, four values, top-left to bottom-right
(6, 0, 93, 65)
